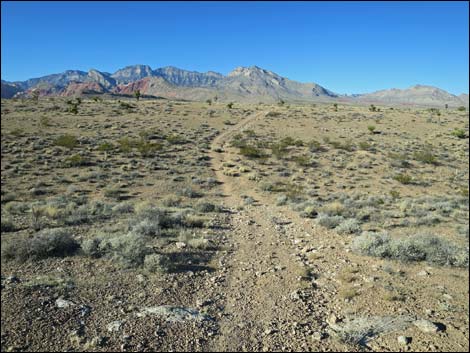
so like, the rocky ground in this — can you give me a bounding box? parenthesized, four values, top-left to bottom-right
(1, 97, 469, 352)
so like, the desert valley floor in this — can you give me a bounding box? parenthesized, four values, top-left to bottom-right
(1, 97, 469, 352)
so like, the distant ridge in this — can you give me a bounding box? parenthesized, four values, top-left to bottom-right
(2, 65, 468, 107)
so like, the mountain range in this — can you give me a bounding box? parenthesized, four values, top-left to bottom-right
(1, 65, 468, 107)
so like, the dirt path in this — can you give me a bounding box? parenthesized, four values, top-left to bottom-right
(207, 111, 344, 351)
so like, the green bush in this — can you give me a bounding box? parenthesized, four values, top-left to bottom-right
(451, 129, 467, 139)
(54, 134, 78, 149)
(63, 154, 88, 167)
(239, 145, 267, 159)
(393, 173, 412, 184)
(98, 142, 114, 152)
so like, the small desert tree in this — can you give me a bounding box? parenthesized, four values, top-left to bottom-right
(134, 90, 141, 101)
(31, 90, 40, 103)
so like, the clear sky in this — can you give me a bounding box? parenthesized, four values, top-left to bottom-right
(1, 1, 468, 94)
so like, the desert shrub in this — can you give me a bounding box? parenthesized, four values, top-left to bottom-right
(239, 145, 267, 159)
(451, 128, 467, 139)
(40, 116, 51, 127)
(316, 214, 345, 229)
(183, 214, 207, 228)
(179, 187, 202, 198)
(456, 225, 469, 238)
(358, 141, 372, 151)
(166, 134, 187, 145)
(301, 205, 318, 218)
(5, 201, 29, 215)
(63, 154, 88, 167)
(307, 139, 324, 152)
(103, 186, 122, 200)
(367, 125, 376, 133)
(81, 236, 104, 258)
(99, 232, 149, 268)
(352, 232, 468, 267)
(293, 155, 313, 167)
(118, 137, 136, 153)
(161, 195, 182, 207)
(393, 173, 413, 184)
(131, 216, 162, 237)
(137, 141, 163, 157)
(352, 232, 393, 258)
(63, 204, 90, 225)
(457, 106, 466, 112)
(143, 253, 172, 273)
(129, 205, 193, 236)
(54, 134, 78, 149)
(336, 218, 361, 234)
(187, 237, 212, 250)
(413, 148, 438, 165)
(119, 101, 135, 110)
(276, 195, 288, 206)
(2, 228, 79, 262)
(414, 214, 441, 226)
(10, 128, 24, 137)
(112, 202, 134, 214)
(320, 201, 345, 216)
(270, 143, 289, 159)
(1, 192, 17, 203)
(195, 201, 218, 213)
(98, 142, 114, 152)
(1, 217, 17, 232)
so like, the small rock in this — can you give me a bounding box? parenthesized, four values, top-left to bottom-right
(413, 319, 439, 333)
(175, 242, 187, 249)
(56, 298, 75, 308)
(79, 305, 92, 317)
(107, 320, 124, 333)
(397, 336, 411, 345)
(442, 293, 453, 300)
(290, 290, 301, 301)
(6, 275, 20, 284)
(417, 270, 430, 277)
(312, 331, 325, 341)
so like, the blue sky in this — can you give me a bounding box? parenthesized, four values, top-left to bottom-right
(1, 1, 468, 94)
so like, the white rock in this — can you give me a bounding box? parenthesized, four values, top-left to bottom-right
(397, 335, 411, 345)
(107, 320, 124, 332)
(413, 319, 439, 333)
(56, 298, 75, 308)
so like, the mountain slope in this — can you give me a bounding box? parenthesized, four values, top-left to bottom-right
(358, 85, 466, 107)
(1, 81, 23, 98)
